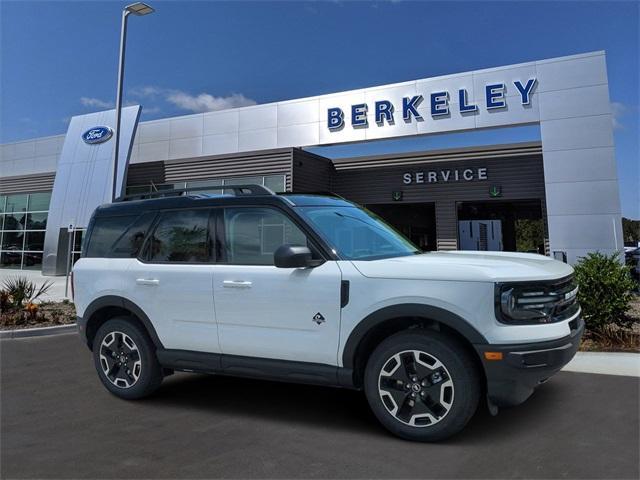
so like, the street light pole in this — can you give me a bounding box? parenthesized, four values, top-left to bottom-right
(111, 9, 129, 202)
(111, 3, 155, 202)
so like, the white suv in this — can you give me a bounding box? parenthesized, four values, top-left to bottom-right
(73, 185, 583, 441)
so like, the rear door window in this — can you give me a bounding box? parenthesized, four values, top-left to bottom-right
(146, 209, 212, 263)
(110, 212, 156, 258)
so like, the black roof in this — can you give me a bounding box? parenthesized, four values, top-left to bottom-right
(94, 192, 354, 217)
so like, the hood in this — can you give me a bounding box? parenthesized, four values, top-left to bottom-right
(351, 250, 574, 283)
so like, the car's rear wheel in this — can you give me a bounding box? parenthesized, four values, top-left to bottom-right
(364, 330, 480, 441)
(92, 317, 163, 400)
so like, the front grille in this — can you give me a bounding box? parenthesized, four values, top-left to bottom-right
(548, 275, 579, 322)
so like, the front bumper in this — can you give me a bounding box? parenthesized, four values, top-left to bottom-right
(475, 317, 585, 407)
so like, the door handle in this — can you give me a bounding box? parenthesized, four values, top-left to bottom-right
(136, 278, 159, 286)
(223, 280, 252, 288)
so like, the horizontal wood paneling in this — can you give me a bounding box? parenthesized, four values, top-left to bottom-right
(125, 161, 166, 187)
(163, 149, 294, 191)
(292, 149, 335, 193)
(0, 173, 55, 194)
(332, 154, 546, 205)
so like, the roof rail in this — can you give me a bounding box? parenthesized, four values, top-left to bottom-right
(115, 183, 275, 202)
(279, 191, 346, 200)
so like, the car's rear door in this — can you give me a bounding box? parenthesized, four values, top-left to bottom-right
(126, 208, 220, 353)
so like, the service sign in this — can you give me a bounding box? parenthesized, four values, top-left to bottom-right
(82, 126, 113, 145)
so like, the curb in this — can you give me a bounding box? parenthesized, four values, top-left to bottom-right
(0, 324, 77, 339)
(562, 351, 640, 377)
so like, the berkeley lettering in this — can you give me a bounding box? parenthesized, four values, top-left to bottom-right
(328, 78, 536, 130)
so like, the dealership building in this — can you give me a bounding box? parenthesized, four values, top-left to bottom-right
(0, 51, 624, 274)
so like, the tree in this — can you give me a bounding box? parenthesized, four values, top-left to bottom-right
(622, 217, 640, 244)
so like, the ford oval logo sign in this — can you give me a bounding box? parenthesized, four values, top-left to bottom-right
(82, 126, 113, 144)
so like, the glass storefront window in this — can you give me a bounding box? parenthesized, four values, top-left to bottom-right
(127, 175, 288, 196)
(2, 213, 25, 230)
(5, 194, 28, 213)
(1, 231, 24, 250)
(1, 251, 23, 269)
(186, 179, 223, 195)
(26, 213, 47, 230)
(25, 231, 45, 251)
(22, 252, 43, 270)
(27, 192, 51, 211)
(0, 191, 51, 270)
(263, 175, 286, 193)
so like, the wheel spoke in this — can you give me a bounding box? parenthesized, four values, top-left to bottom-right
(107, 361, 121, 380)
(128, 350, 140, 362)
(402, 352, 418, 379)
(396, 395, 416, 423)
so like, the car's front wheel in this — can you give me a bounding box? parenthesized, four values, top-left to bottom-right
(92, 317, 163, 400)
(364, 330, 480, 441)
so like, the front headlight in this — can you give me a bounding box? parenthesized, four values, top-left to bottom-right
(495, 277, 579, 325)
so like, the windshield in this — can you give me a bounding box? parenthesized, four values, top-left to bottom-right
(298, 206, 421, 260)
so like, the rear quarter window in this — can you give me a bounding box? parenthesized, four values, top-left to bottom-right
(85, 214, 143, 258)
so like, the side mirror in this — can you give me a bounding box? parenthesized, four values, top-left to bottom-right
(274, 244, 323, 268)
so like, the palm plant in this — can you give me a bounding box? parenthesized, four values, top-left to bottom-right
(2, 276, 53, 310)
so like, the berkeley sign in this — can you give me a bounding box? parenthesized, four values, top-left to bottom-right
(327, 78, 537, 130)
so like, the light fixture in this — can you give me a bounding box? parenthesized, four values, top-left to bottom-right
(125, 2, 155, 16)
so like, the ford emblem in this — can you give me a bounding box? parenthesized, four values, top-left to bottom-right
(82, 126, 113, 144)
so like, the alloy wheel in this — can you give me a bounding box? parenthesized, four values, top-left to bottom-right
(99, 331, 142, 389)
(378, 349, 454, 427)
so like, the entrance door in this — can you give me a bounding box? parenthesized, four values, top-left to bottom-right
(458, 220, 503, 251)
(457, 200, 545, 253)
(212, 206, 342, 366)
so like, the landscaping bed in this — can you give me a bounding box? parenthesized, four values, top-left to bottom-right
(1, 276, 75, 331)
(580, 296, 640, 353)
(1, 300, 76, 331)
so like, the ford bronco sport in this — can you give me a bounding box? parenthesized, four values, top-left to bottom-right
(73, 184, 583, 441)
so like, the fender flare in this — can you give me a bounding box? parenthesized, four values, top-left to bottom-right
(341, 303, 488, 369)
(82, 295, 164, 349)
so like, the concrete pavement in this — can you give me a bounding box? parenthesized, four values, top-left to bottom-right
(1, 333, 638, 479)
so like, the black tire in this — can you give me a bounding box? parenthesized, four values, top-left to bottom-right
(364, 330, 480, 441)
(92, 317, 163, 400)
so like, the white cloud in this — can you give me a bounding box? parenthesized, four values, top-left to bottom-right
(129, 85, 256, 114)
(165, 91, 256, 113)
(129, 85, 163, 98)
(610, 101, 625, 130)
(80, 97, 114, 109)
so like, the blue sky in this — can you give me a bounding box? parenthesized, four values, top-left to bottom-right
(1, 1, 638, 217)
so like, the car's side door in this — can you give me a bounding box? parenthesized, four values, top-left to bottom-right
(212, 206, 343, 366)
(126, 208, 220, 353)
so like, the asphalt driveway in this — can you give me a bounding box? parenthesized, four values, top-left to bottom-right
(1, 333, 638, 479)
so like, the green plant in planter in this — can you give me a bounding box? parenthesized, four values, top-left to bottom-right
(2, 276, 53, 310)
(573, 252, 636, 332)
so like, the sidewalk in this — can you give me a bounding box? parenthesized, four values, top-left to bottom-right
(563, 351, 639, 377)
(0, 269, 69, 302)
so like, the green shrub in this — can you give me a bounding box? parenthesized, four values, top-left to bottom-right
(573, 252, 636, 332)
